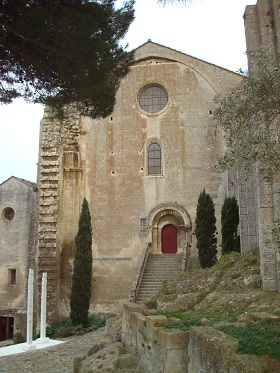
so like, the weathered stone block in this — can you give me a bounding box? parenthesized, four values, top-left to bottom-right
(158, 327, 189, 349)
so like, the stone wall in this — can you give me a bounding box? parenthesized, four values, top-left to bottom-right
(122, 303, 189, 373)
(244, 0, 280, 292)
(37, 105, 83, 320)
(122, 304, 268, 373)
(0, 176, 38, 338)
(188, 326, 268, 373)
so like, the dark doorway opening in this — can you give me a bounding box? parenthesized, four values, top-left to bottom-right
(0, 316, 14, 341)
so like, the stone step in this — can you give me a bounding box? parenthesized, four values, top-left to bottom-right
(142, 270, 180, 275)
(140, 278, 172, 282)
(139, 285, 164, 290)
(144, 270, 180, 274)
(136, 253, 182, 303)
(147, 259, 181, 265)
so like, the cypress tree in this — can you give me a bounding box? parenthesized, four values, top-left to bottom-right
(70, 198, 92, 327)
(195, 189, 217, 268)
(221, 196, 240, 254)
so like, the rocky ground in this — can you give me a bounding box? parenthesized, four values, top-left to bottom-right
(152, 249, 280, 315)
(143, 249, 280, 373)
(1, 249, 279, 372)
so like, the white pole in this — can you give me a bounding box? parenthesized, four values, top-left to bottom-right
(37, 272, 49, 344)
(23, 268, 36, 351)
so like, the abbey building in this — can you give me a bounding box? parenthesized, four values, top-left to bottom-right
(0, 0, 279, 335)
(36, 41, 243, 318)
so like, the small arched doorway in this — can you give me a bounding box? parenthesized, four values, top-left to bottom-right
(161, 224, 177, 254)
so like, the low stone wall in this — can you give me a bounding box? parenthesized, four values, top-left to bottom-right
(122, 304, 269, 373)
(188, 326, 268, 373)
(122, 303, 189, 373)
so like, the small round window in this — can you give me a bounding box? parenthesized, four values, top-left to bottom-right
(139, 84, 168, 113)
(2, 207, 15, 221)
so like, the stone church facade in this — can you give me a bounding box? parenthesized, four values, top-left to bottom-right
(37, 42, 243, 319)
(0, 0, 279, 331)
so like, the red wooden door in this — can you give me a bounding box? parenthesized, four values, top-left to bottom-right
(161, 224, 177, 254)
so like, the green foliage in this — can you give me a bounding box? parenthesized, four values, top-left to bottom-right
(0, 0, 135, 118)
(145, 297, 158, 310)
(70, 198, 93, 327)
(165, 310, 244, 331)
(161, 312, 185, 319)
(221, 196, 240, 254)
(13, 332, 25, 344)
(46, 315, 105, 339)
(161, 280, 172, 295)
(165, 310, 280, 360)
(219, 319, 280, 359)
(214, 48, 280, 177)
(195, 189, 217, 268)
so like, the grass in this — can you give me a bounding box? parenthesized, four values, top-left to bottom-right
(45, 315, 105, 339)
(163, 310, 280, 360)
(164, 309, 244, 331)
(218, 319, 280, 359)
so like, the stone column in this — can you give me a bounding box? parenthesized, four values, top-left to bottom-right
(23, 269, 36, 351)
(37, 272, 49, 344)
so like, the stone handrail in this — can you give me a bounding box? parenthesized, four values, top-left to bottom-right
(129, 243, 151, 302)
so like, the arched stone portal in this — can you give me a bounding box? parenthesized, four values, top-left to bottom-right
(147, 204, 191, 258)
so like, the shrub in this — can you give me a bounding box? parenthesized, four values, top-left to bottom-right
(221, 196, 240, 254)
(13, 332, 25, 344)
(195, 189, 217, 268)
(45, 316, 105, 339)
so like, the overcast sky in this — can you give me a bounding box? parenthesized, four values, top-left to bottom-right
(0, 0, 256, 184)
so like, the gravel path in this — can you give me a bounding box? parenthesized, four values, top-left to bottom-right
(0, 328, 106, 373)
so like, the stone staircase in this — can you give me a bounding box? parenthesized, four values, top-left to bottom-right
(136, 253, 182, 303)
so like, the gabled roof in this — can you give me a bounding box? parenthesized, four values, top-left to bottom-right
(134, 40, 241, 74)
(0, 176, 37, 190)
(133, 40, 243, 95)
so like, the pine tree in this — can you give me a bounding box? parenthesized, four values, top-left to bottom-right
(221, 196, 240, 254)
(0, 0, 134, 118)
(70, 198, 92, 327)
(195, 189, 217, 268)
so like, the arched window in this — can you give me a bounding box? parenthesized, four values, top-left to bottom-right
(148, 142, 162, 175)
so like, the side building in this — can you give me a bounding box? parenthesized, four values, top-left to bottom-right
(0, 176, 38, 341)
(37, 41, 243, 321)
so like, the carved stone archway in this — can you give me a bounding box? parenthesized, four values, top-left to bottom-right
(147, 203, 192, 256)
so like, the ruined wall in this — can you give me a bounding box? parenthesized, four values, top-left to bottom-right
(37, 105, 84, 319)
(122, 304, 268, 373)
(0, 177, 37, 337)
(228, 166, 259, 252)
(244, 0, 280, 291)
(122, 303, 189, 372)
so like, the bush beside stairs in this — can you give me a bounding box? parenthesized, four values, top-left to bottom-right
(136, 253, 182, 303)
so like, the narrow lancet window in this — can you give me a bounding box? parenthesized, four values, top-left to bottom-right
(148, 142, 162, 175)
